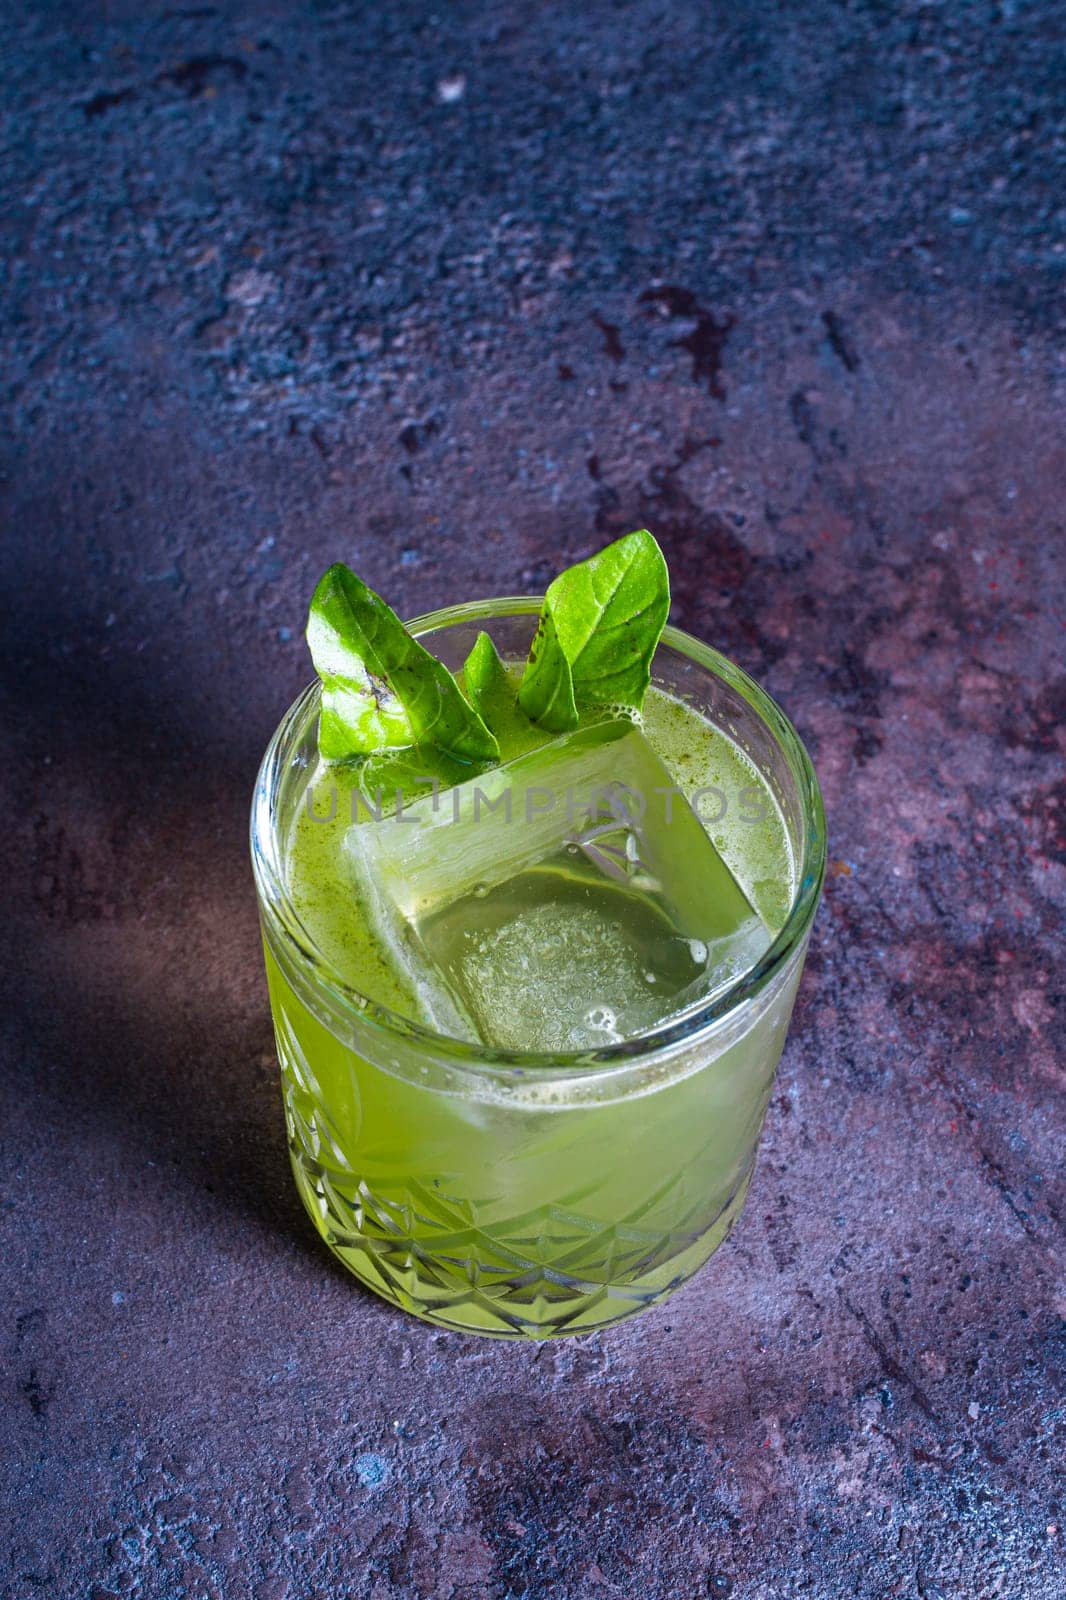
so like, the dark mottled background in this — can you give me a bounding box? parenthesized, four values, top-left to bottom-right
(2, 2, 1064, 1597)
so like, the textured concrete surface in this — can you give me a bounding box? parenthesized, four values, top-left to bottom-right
(2, 2, 1064, 1596)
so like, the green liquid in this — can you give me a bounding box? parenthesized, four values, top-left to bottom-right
(265, 679, 800, 1336)
(420, 857, 710, 1052)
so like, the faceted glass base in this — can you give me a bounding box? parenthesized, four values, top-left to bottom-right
(287, 1087, 754, 1339)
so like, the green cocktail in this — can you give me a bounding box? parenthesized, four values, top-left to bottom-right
(251, 544, 824, 1337)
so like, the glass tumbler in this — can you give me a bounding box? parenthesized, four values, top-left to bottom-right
(251, 601, 825, 1338)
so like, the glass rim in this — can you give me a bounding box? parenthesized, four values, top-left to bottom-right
(250, 596, 826, 1078)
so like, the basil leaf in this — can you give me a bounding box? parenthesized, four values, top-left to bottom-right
(518, 529, 670, 726)
(462, 630, 509, 715)
(517, 609, 579, 732)
(306, 564, 499, 762)
(462, 630, 556, 753)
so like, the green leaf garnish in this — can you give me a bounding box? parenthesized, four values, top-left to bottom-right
(462, 630, 510, 719)
(304, 533, 669, 767)
(518, 529, 670, 729)
(517, 606, 579, 732)
(306, 564, 499, 762)
(462, 630, 554, 756)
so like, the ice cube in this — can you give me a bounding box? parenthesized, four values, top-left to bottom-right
(346, 721, 771, 1050)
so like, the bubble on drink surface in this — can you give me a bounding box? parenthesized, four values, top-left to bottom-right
(600, 702, 640, 725)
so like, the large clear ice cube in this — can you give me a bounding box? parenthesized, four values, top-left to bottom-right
(346, 721, 771, 1050)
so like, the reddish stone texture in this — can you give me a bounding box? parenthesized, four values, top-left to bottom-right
(1, 3, 1063, 1598)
